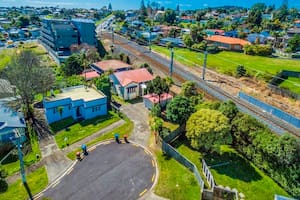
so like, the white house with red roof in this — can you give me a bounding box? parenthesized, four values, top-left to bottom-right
(110, 68, 154, 100)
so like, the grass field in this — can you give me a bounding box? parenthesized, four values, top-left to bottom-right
(154, 150, 200, 200)
(0, 167, 48, 200)
(175, 141, 289, 200)
(0, 133, 41, 176)
(152, 45, 300, 78)
(279, 77, 300, 94)
(54, 111, 121, 149)
(67, 115, 133, 160)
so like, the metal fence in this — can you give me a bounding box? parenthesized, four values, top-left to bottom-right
(238, 92, 300, 129)
(202, 159, 215, 188)
(161, 139, 205, 193)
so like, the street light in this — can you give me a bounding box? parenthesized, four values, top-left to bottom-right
(11, 129, 33, 200)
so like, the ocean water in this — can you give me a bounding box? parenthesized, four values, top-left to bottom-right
(0, 0, 299, 10)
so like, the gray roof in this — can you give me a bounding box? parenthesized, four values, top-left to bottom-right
(0, 100, 26, 130)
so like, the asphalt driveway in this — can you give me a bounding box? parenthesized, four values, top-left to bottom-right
(40, 142, 156, 200)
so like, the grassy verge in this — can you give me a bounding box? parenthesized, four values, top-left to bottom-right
(163, 121, 179, 132)
(50, 117, 75, 133)
(67, 115, 133, 160)
(154, 149, 200, 200)
(1, 132, 41, 176)
(176, 140, 289, 200)
(151, 45, 300, 77)
(54, 111, 121, 149)
(279, 77, 300, 94)
(0, 167, 48, 200)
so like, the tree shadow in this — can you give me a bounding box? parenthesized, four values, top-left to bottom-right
(204, 150, 262, 183)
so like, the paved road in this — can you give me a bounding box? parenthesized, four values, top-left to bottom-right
(40, 142, 155, 200)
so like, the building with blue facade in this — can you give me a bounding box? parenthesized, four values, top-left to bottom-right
(0, 100, 26, 145)
(43, 86, 107, 124)
(40, 18, 96, 58)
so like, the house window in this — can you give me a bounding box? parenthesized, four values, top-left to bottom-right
(92, 105, 101, 112)
(127, 86, 137, 94)
(53, 107, 57, 114)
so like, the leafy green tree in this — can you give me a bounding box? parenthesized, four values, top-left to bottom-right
(164, 9, 176, 24)
(236, 65, 247, 78)
(218, 101, 238, 123)
(287, 34, 300, 53)
(183, 34, 193, 48)
(0, 169, 7, 193)
(5, 50, 55, 120)
(140, 63, 153, 74)
(190, 24, 204, 43)
(247, 9, 262, 27)
(61, 54, 83, 76)
(95, 74, 112, 109)
(166, 96, 195, 125)
(151, 104, 161, 117)
(140, 0, 147, 18)
(150, 117, 163, 143)
(146, 76, 169, 103)
(16, 16, 30, 27)
(181, 81, 198, 98)
(186, 108, 231, 152)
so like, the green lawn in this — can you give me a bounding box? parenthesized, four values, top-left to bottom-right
(54, 111, 121, 149)
(1, 133, 41, 176)
(0, 49, 13, 71)
(0, 167, 48, 200)
(67, 115, 133, 160)
(154, 150, 200, 200)
(152, 46, 300, 77)
(50, 117, 75, 133)
(279, 77, 300, 94)
(163, 121, 179, 132)
(176, 141, 289, 200)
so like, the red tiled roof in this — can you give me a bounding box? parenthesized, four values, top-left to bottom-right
(295, 20, 300, 23)
(114, 68, 154, 87)
(180, 16, 195, 20)
(80, 71, 100, 80)
(206, 35, 250, 46)
(143, 93, 173, 103)
(207, 29, 225, 34)
(93, 60, 131, 72)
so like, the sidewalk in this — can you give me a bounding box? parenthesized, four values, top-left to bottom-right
(62, 119, 125, 154)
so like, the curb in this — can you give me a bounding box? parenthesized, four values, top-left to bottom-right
(33, 139, 158, 200)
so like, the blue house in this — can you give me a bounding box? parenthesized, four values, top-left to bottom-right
(159, 37, 185, 47)
(43, 86, 107, 124)
(247, 33, 267, 44)
(0, 100, 26, 144)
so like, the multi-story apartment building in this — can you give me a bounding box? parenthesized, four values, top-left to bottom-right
(40, 18, 96, 57)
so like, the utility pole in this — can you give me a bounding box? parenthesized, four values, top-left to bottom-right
(202, 51, 208, 80)
(112, 27, 114, 45)
(169, 48, 174, 77)
(148, 28, 152, 52)
(13, 129, 33, 200)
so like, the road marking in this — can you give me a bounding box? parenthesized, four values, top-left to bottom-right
(67, 167, 73, 175)
(34, 192, 43, 200)
(144, 149, 149, 155)
(51, 180, 60, 188)
(152, 160, 155, 167)
(88, 146, 96, 152)
(152, 174, 155, 182)
(139, 189, 148, 197)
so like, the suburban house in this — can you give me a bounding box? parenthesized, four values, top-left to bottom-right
(110, 68, 154, 100)
(0, 100, 26, 144)
(206, 35, 251, 51)
(91, 60, 132, 74)
(43, 85, 107, 124)
(204, 29, 225, 36)
(143, 93, 173, 109)
(160, 37, 185, 47)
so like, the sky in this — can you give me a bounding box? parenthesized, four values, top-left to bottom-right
(0, 0, 299, 10)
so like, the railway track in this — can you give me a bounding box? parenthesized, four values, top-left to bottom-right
(101, 32, 300, 137)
